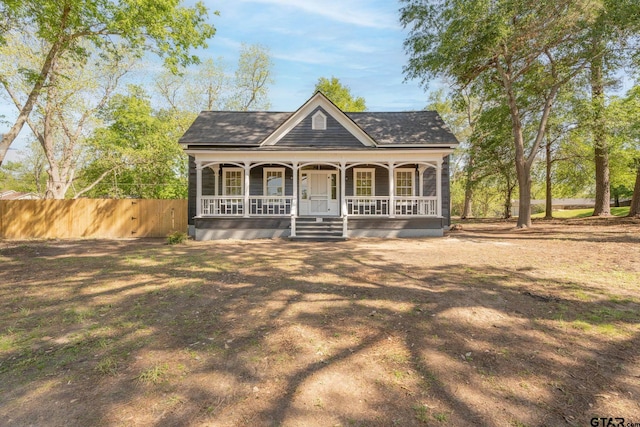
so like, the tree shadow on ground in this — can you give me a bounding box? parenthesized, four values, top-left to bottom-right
(0, 236, 639, 426)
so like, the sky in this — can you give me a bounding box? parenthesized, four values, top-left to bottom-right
(196, 0, 431, 112)
(0, 0, 433, 162)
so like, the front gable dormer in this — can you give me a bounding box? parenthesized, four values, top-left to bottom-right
(260, 92, 377, 147)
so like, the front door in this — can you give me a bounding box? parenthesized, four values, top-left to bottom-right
(299, 170, 339, 216)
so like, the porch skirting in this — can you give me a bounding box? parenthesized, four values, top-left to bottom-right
(347, 218, 444, 238)
(192, 217, 445, 240)
(194, 218, 291, 240)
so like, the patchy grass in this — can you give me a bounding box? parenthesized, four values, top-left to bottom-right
(532, 206, 630, 219)
(1, 218, 639, 426)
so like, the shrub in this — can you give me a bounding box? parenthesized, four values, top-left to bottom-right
(166, 231, 188, 245)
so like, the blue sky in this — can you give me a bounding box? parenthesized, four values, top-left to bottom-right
(1, 0, 432, 162)
(195, 0, 431, 111)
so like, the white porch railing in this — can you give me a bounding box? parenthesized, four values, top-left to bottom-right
(201, 196, 293, 216)
(394, 197, 437, 216)
(346, 196, 389, 216)
(201, 196, 244, 216)
(249, 196, 293, 215)
(346, 196, 437, 216)
(202, 196, 438, 217)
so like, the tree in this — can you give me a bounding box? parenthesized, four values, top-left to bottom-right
(314, 77, 366, 112)
(471, 105, 518, 218)
(586, 1, 640, 216)
(226, 44, 274, 111)
(154, 44, 274, 117)
(1, 36, 133, 198)
(401, 0, 602, 228)
(426, 87, 485, 218)
(80, 86, 187, 199)
(0, 141, 47, 195)
(0, 0, 216, 166)
(623, 85, 640, 217)
(630, 161, 640, 217)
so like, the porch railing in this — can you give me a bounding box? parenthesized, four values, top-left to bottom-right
(201, 196, 437, 217)
(394, 196, 437, 216)
(346, 196, 389, 216)
(249, 196, 293, 215)
(200, 196, 293, 216)
(346, 196, 437, 216)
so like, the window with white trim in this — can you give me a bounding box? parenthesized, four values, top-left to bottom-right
(354, 168, 375, 196)
(223, 168, 244, 196)
(395, 169, 414, 197)
(312, 111, 327, 130)
(264, 168, 285, 196)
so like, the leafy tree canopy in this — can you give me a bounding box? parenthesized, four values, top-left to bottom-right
(0, 0, 217, 166)
(314, 76, 366, 112)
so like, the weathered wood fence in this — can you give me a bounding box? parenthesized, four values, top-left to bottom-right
(0, 199, 188, 239)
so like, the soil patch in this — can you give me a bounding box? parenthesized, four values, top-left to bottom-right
(1, 219, 639, 426)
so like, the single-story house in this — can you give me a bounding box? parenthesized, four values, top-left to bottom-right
(179, 92, 459, 240)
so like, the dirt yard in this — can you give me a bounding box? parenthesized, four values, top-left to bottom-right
(1, 218, 639, 427)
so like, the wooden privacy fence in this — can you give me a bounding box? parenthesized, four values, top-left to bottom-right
(0, 199, 188, 239)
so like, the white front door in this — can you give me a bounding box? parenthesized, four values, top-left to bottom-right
(299, 171, 339, 216)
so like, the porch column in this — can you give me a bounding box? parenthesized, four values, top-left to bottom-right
(418, 164, 427, 215)
(340, 162, 347, 238)
(291, 162, 298, 237)
(388, 161, 395, 218)
(196, 161, 203, 217)
(243, 161, 251, 218)
(340, 162, 347, 216)
(436, 159, 443, 217)
(212, 164, 220, 196)
(418, 165, 426, 197)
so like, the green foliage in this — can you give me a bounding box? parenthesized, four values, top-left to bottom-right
(166, 231, 188, 245)
(0, 141, 46, 195)
(314, 76, 366, 112)
(401, 0, 606, 226)
(0, 0, 216, 166)
(227, 44, 274, 111)
(8, 0, 216, 72)
(80, 85, 188, 199)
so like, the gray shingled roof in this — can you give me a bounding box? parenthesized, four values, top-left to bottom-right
(179, 110, 458, 147)
(347, 111, 458, 145)
(179, 111, 292, 145)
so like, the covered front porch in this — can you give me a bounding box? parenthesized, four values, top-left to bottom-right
(193, 155, 447, 239)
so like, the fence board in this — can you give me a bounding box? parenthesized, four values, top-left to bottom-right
(0, 199, 187, 239)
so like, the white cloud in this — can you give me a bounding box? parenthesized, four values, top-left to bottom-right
(272, 48, 343, 66)
(235, 0, 398, 29)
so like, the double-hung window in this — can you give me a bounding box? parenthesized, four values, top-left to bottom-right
(263, 168, 285, 197)
(222, 168, 244, 215)
(354, 168, 375, 197)
(395, 169, 414, 197)
(353, 168, 376, 215)
(223, 168, 244, 196)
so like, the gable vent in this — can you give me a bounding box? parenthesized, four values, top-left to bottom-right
(312, 111, 327, 130)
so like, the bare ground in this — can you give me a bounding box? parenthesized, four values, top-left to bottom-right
(1, 218, 639, 427)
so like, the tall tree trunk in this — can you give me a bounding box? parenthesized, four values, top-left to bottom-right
(462, 185, 473, 219)
(516, 160, 532, 227)
(544, 135, 553, 219)
(591, 42, 610, 216)
(629, 162, 640, 218)
(503, 181, 513, 219)
(461, 153, 475, 219)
